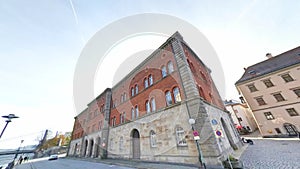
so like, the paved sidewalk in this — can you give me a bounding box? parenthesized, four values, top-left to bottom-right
(68, 157, 206, 169)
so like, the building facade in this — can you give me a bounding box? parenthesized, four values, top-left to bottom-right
(235, 47, 300, 137)
(69, 32, 242, 167)
(68, 88, 111, 158)
(224, 100, 258, 134)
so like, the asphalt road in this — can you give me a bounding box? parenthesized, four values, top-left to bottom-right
(14, 158, 134, 169)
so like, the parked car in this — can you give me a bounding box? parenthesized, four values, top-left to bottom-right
(48, 154, 58, 160)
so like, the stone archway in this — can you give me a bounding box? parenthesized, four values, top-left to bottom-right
(131, 129, 140, 159)
(89, 139, 94, 157)
(74, 143, 78, 156)
(83, 139, 88, 157)
(221, 118, 237, 150)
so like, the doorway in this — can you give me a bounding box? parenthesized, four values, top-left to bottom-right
(131, 129, 140, 159)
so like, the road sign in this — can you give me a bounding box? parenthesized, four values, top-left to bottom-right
(193, 131, 199, 136)
(215, 130, 222, 137)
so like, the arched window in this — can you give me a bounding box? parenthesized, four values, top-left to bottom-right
(135, 84, 139, 95)
(150, 130, 157, 147)
(165, 91, 172, 106)
(161, 66, 167, 78)
(135, 105, 139, 118)
(176, 126, 187, 146)
(151, 98, 156, 112)
(120, 112, 125, 123)
(124, 93, 127, 101)
(149, 75, 153, 86)
(173, 87, 181, 103)
(146, 101, 151, 113)
(131, 108, 135, 120)
(167, 61, 174, 73)
(131, 87, 134, 97)
(144, 78, 149, 89)
(121, 94, 124, 103)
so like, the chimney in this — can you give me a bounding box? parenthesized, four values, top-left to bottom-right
(266, 53, 273, 59)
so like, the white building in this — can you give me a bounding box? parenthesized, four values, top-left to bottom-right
(224, 100, 258, 134)
(236, 48, 300, 137)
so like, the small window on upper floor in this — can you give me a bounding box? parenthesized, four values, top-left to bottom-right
(167, 61, 174, 73)
(281, 74, 294, 83)
(135, 85, 139, 95)
(135, 105, 139, 118)
(292, 88, 300, 97)
(165, 91, 172, 106)
(162, 66, 167, 78)
(263, 79, 274, 88)
(124, 93, 127, 101)
(151, 98, 156, 112)
(144, 78, 149, 89)
(146, 101, 151, 114)
(264, 112, 275, 120)
(149, 75, 153, 86)
(247, 84, 258, 92)
(131, 87, 135, 97)
(286, 108, 299, 116)
(272, 93, 285, 102)
(121, 94, 124, 103)
(255, 97, 266, 106)
(131, 108, 135, 120)
(173, 87, 182, 103)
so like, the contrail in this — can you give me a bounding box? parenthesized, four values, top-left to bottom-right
(68, 0, 86, 44)
(69, 0, 79, 25)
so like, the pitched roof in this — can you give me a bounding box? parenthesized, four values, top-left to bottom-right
(236, 46, 300, 84)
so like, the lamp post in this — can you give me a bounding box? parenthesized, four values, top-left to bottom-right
(189, 118, 206, 169)
(0, 114, 19, 139)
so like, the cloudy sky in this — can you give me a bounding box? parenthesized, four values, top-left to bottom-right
(0, 0, 299, 148)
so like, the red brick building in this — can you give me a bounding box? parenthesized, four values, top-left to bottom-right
(69, 32, 241, 167)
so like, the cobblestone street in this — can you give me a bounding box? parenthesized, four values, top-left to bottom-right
(239, 138, 300, 169)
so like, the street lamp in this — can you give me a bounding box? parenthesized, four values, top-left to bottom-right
(189, 118, 206, 169)
(0, 114, 19, 139)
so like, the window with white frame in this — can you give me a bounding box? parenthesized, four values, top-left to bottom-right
(281, 73, 294, 82)
(286, 108, 299, 116)
(151, 98, 156, 112)
(150, 130, 157, 147)
(255, 97, 266, 106)
(167, 61, 174, 73)
(165, 91, 172, 106)
(292, 88, 300, 97)
(264, 112, 275, 120)
(273, 93, 285, 102)
(146, 101, 151, 113)
(176, 126, 187, 146)
(247, 84, 258, 92)
(263, 79, 274, 88)
(173, 87, 182, 103)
